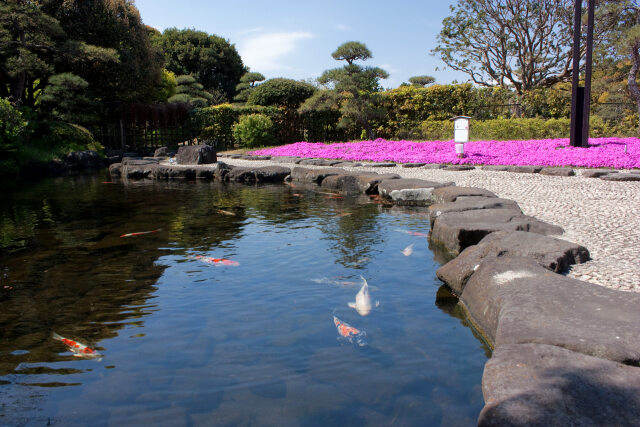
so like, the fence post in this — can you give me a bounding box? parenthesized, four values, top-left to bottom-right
(119, 119, 125, 150)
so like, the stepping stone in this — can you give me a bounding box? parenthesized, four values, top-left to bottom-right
(443, 165, 475, 171)
(377, 178, 454, 206)
(600, 173, 640, 182)
(430, 209, 563, 256)
(321, 172, 400, 194)
(369, 162, 397, 167)
(431, 186, 497, 204)
(428, 198, 521, 228)
(461, 257, 640, 364)
(290, 167, 344, 184)
(401, 163, 426, 168)
(581, 169, 617, 178)
(273, 156, 304, 164)
(436, 230, 589, 295)
(225, 166, 290, 183)
(246, 155, 271, 160)
(540, 167, 575, 176)
(424, 163, 446, 169)
(507, 165, 543, 173)
(479, 343, 640, 427)
(481, 165, 510, 172)
(176, 145, 217, 164)
(333, 162, 362, 167)
(298, 159, 342, 166)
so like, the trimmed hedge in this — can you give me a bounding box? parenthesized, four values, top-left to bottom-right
(232, 114, 276, 148)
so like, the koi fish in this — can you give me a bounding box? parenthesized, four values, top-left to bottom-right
(311, 277, 357, 286)
(216, 209, 236, 216)
(324, 195, 344, 199)
(348, 276, 379, 316)
(120, 229, 161, 238)
(194, 255, 240, 266)
(292, 193, 304, 198)
(335, 212, 352, 217)
(402, 243, 415, 256)
(394, 229, 429, 238)
(52, 333, 102, 359)
(333, 315, 367, 346)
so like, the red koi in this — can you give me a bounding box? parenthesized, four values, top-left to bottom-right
(52, 333, 102, 359)
(120, 229, 161, 238)
(333, 315, 367, 346)
(194, 255, 240, 266)
(216, 209, 236, 216)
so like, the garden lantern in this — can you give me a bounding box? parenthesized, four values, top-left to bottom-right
(451, 116, 471, 158)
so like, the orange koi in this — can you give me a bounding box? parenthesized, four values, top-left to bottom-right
(333, 315, 367, 346)
(335, 212, 352, 217)
(52, 333, 102, 359)
(216, 209, 236, 216)
(324, 195, 344, 199)
(394, 229, 429, 238)
(120, 229, 161, 238)
(194, 255, 240, 266)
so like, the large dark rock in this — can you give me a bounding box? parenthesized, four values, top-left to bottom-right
(122, 160, 158, 179)
(461, 257, 640, 364)
(428, 198, 521, 228)
(582, 169, 617, 178)
(479, 343, 640, 427)
(290, 167, 344, 184)
(539, 167, 575, 177)
(431, 209, 563, 256)
(226, 166, 290, 183)
(273, 156, 303, 164)
(109, 163, 122, 178)
(431, 186, 497, 204)
(436, 231, 590, 295)
(482, 165, 510, 172)
(322, 172, 400, 194)
(377, 178, 454, 205)
(176, 145, 217, 165)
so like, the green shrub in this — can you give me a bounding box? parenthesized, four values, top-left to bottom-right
(232, 114, 276, 148)
(247, 78, 316, 108)
(0, 98, 28, 153)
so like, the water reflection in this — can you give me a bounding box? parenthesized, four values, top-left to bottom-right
(0, 173, 487, 425)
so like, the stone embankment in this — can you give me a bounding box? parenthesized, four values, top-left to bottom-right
(108, 148, 640, 425)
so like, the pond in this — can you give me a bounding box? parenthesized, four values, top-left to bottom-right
(0, 173, 489, 426)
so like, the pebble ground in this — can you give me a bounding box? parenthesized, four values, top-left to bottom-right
(223, 158, 640, 293)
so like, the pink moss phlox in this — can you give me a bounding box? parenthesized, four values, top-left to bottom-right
(249, 137, 640, 169)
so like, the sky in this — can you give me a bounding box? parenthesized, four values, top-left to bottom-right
(134, 0, 469, 89)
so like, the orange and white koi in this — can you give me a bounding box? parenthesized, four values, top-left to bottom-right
(333, 315, 367, 346)
(216, 209, 236, 216)
(335, 212, 352, 217)
(194, 255, 240, 266)
(52, 332, 102, 359)
(394, 229, 429, 238)
(402, 243, 415, 256)
(120, 229, 161, 238)
(292, 193, 304, 198)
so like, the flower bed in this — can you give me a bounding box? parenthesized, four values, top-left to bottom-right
(250, 137, 640, 169)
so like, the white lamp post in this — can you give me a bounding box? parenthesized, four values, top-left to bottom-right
(451, 116, 471, 158)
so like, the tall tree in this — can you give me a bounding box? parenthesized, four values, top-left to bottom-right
(234, 71, 265, 103)
(309, 41, 388, 139)
(154, 28, 244, 100)
(432, 0, 616, 95)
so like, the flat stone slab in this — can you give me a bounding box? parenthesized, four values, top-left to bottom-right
(507, 165, 543, 174)
(321, 172, 400, 194)
(424, 163, 446, 169)
(431, 186, 497, 204)
(430, 209, 564, 256)
(436, 231, 590, 295)
(332, 162, 362, 167)
(401, 163, 426, 168)
(246, 155, 271, 160)
(481, 165, 510, 172)
(122, 161, 158, 179)
(539, 167, 575, 176)
(298, 159, 342, 166)
(368, 162, 397, 167)
(272, 156, 303, 164)
(176, 145, 216, 165)
(378, 178, 453, 199)
(226, 165, 290, 183)
(581, 169, 618, 178)
(443, 165, 476, 171)
(600, 173, 640, 182)
(461, 257, 640, 364)
(290, 167, 344, 184)
(428, 198, 521, 228)
(479, 343, 640, 427)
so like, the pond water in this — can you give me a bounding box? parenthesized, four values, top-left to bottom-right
(0, 173, 489, 426)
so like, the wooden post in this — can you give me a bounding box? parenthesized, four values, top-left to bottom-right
(581, 0, 595, 147)
(119, 119, 125, 150)
(570, 0, 584, 147)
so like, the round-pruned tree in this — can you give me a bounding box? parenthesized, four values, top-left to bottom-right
(247, 78, 316, 108)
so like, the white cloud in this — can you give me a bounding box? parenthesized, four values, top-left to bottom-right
(239, 32, 314, 72)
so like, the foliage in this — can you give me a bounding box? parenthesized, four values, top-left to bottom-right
(408, 75, 435, 87)
(331, 41, 372, 64)
(232, 114, 276, 148)
(153, 69, 178, 103)
(193, 104, 237, 146)
(43, 121, 101, 152)
(234, 71, 265, 103)
(169, 75, 214, 108)
(432, 0, 618, 94)
(38, 73, 94, 123)
(247, 78, 316, 108)
(153, 28, 244, 99)
(0, 98, 28, 154)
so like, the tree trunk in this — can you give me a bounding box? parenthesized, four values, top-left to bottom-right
(629, 40, 640, 135)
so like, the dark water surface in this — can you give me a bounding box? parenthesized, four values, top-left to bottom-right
(0, 173, 489, 426)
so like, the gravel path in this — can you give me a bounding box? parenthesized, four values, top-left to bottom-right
(222, 158, 640, 293)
